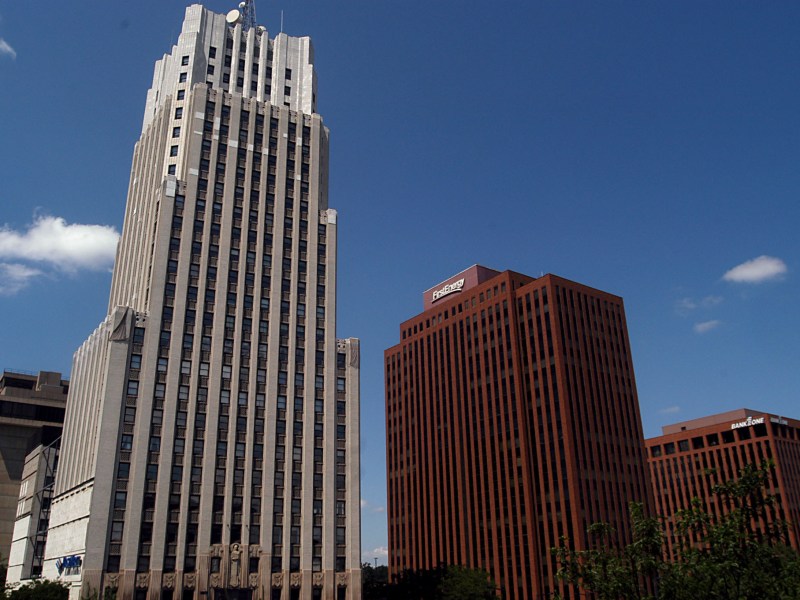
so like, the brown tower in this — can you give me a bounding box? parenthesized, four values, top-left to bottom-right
(385, 266, 652, 600)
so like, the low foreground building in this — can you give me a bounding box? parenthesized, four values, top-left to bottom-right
(646, 408, 800, 553)
(0, 370, 67, 559)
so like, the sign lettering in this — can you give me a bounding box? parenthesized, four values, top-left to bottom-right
(730, 416, 764, 430)
(432, 279, 465, 303)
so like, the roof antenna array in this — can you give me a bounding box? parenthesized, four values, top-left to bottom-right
(226, 0, 257, 31)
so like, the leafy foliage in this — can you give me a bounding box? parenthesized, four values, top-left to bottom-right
(362, 562, 389, 600)
(6, 579, 69, 600)
(438, 565, 498, 600)
(0, 554, 7, 598)
(553, 461, 800, 600)
(378, 563, 499, 599)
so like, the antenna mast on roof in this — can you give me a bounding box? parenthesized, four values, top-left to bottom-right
(242, 0, 257, 31)
(227, 0, 258, 32)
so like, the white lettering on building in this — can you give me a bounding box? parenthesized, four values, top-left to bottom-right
(731, 416, 765, 430)
(432, 279, 465, 302)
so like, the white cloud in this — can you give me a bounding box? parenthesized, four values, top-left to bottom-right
(675, 295, 723, 316)
(363, 546, 389, 560)
(659, 405, 680, 415)
(694, 320, 721, 334)
(0, 263, 42, 295)
(723, 255, 787, 284)
(0, 215, 119, 271)
(0, 38, 16, 59)
(675, 297, 696, 313)
(360, 498, 385, 513)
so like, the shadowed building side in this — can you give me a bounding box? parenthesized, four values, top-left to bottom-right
(0, 370, 67, 561)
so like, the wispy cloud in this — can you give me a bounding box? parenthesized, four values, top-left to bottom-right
(0, 263, 42, 295)
(360, 498, 386, 513)
(0, 215, 119, 272)
(363, 546, 389, 560)
(694, 320, 721, 334)
(723, 255, 787, 284)
(0, 38, 16, 59)
(659, 405, 681, 415)
(675, 295, 723, 315)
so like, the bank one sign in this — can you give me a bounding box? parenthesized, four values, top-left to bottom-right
(730, 416, 765, 430)
(432, 278, 465, 303)
(56, 555, 82, 575)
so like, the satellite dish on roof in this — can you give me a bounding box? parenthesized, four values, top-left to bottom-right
(226, 9, 242, 25)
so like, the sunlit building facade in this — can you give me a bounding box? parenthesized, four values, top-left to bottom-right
(9, 4, 361, 599)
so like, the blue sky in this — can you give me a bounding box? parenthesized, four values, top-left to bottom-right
(1, 1, 798, 565)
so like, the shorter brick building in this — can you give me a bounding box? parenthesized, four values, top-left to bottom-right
(646, 409, 800, 553)
(0, 370, 68, 559)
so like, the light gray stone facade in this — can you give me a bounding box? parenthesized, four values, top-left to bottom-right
(14, 4, 361, 599)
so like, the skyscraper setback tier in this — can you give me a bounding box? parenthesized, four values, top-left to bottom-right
(385, 266, 652, 600)
(646, 409, 800, 554)
(9, 5, 361, 599)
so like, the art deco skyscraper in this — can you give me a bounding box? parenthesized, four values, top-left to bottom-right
(385, 266, 651, 600)
(35, 4, 361, 599)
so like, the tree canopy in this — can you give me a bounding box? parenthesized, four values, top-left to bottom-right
(553, 461, 800, 600)
(362, 562, 499, 600)
(5, 578, 69, 600)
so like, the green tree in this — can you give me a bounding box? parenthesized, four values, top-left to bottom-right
(6, 579, 69, 600)
(362, 562, 389, 600)
(1, 553, 7, 599)
(438, 565, 498, 600)
(553, 461, 800, 600)
(387, 564, 499, 599)
(553, 502, 663, 600)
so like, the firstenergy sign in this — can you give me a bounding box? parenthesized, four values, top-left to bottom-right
(432, 278, 465, 303)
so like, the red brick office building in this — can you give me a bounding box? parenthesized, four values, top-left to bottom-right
(646, 409, 800, 554)
(384, 266, 652, 600)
